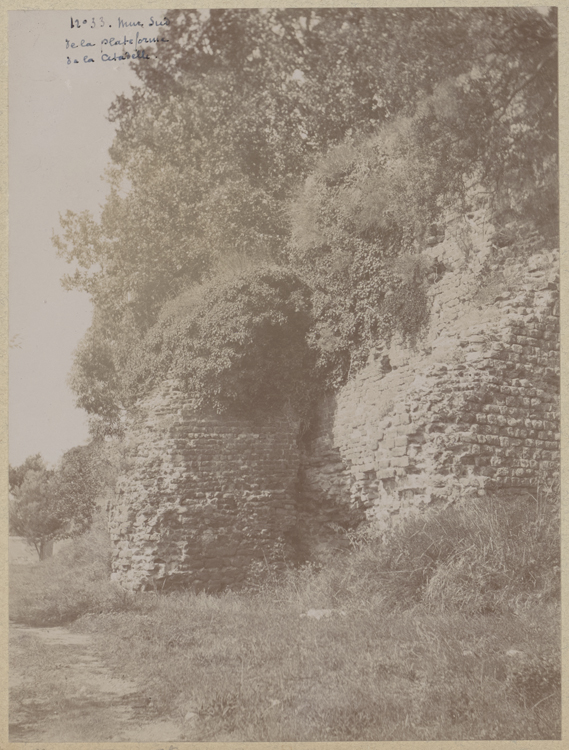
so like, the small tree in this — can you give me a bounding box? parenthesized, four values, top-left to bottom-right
(9, 445, 105, 561)
(9, 467, 59, 559)
(9, 453, 45, 494)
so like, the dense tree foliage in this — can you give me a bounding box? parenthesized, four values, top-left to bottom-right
(56, 8, 536, 325)
(288, 20, 558, 381)
(9, 464, 58, 559)
(9, 453, 46, 494)
(9, 443, 113, 559)
(54, 8, 557, 431)
(111, 266, 313, 418)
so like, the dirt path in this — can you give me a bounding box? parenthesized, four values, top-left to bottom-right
(9, 623, 186, 742)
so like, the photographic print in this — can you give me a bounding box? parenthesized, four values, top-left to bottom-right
(8, 7, 560, 742)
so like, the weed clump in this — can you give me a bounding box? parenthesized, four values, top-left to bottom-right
(249, 488, 559, 616)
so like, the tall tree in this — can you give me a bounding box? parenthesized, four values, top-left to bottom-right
(56, 9, 511, 325)
(287, 8, 557, 385)
(54, 8, 557, 431)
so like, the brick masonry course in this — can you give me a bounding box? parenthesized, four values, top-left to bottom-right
(300, 213, 560, 532)
(109, 384, 299, 591)
(111, 212, 559, 589)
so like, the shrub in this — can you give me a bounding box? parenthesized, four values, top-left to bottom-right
(122, 265, 317, 420)
(423, 488, 560, 613)
(252, 489, 559, 615)
(288, 46, 558, 387)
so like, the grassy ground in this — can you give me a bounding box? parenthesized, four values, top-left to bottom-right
(9, 518, 133, 626)
(76, 594, 559, 741)
(10, 492, 561, 741)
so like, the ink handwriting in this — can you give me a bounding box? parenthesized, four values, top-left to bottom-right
(66, 14, 170, 65)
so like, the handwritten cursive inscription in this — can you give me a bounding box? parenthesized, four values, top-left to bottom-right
(65, 13, 170, 65)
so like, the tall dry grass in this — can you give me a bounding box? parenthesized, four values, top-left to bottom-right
(10, 488, 560, 740)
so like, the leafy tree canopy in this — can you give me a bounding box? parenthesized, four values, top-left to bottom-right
(9, 453, 46, 494)
(56, 8, 537, 325)
(287, 30, 558, 382)
(9, 442, 115, 559)
(55, 8, 557, 431)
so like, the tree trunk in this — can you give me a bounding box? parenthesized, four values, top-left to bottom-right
(38, 539, 54, 560)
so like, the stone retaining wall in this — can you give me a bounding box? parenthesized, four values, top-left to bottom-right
(110, 382, 299, 590)
(110, 213, 559, 586)
(300, 216, 560, 531)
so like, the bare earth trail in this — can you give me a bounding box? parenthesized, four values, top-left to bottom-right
(9, 623, 186, 742)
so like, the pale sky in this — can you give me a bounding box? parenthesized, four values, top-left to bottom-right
(9, 10, 167, 467)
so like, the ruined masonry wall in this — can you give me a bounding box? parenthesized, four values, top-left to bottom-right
(110, 215, 560, 587)
(301, 217, 560, 530)
(110, 382, 299, 590)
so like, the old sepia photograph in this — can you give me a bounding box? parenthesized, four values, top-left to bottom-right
(8, 6, 560, 742)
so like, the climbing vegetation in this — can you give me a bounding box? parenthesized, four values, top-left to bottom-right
(55, 8, 557, 431)
(287, 46, 558, 384)
(120, 266, 315, 418)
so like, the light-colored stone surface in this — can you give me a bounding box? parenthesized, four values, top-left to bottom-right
(301, 215, 559, 530)
(110, 390, 300, 591)
(112, 213, 559, 585)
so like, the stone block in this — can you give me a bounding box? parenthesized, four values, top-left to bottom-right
(392, 456, 410, 468)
